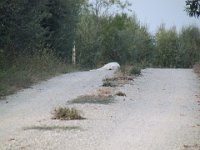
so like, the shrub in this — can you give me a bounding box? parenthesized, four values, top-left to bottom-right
(129, 65, 141, 75)
(52, 107, 84, 120)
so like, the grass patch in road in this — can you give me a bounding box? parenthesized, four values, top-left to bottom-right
(102, 76, 133, 87)
(52, 107, 85, 120)
(68, 95, 114, 105)
(115, 91, 126, 97)
(23, 125, 80, 131)
(102, 79, 117, 87)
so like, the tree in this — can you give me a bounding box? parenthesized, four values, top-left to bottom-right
(75, 10, 102, 67)
(154, 25, 179, 67)
(0, 0, 84, 69)
(75, 0, 132, 67)
(40, 0, 83, 61)
(186, 0, 200, 18)
(0, 0, 45, 66)
(179, 26, 200, 67)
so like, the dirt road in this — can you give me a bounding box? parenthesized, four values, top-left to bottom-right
(1, 69, 200, 150)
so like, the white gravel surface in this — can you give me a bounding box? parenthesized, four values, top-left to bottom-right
(1, 68, 200, 150)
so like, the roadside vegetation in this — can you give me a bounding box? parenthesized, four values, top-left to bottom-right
(0, 50, 78, 97)
(0, 0, 200, 98)
(193, 63, 200, 76)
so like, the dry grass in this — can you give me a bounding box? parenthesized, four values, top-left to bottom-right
(0, 51, 79, 99)
(193, 63, 200, 75)
(96, 87, 112, 96)
(68, 95, 114, 105)
(120, 64, 142, 76)
(102, 78, 117, 87)
(52, 107, 84, 120)
(115, 91, 126, 97)
(103, 75, 133, 87)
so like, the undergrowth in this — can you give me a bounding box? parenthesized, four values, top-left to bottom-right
(0, 50, 78, 98)
(193, 63, 200, 75)
(120, 64, 142, 76)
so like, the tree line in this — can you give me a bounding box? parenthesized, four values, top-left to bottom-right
(0, 0, 200, 70)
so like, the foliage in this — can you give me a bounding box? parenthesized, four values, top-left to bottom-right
(41, 0, 83, 61)
(178, 26, 200, 67)
(0, 0, 83, 97)
(75, 10, 101, 67)
(186, 0, 200, 18)
(129, 65, 142, 75)
(154, 24, 200, 68)
(0, 50, 77, 97)
(52, 107, 84, 120)
(154, 25, 179, 68)
(0, 0, 82, 66)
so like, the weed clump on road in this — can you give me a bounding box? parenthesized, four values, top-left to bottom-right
(52, 107, 84, 120)
(68, 95, 114, 105)
(115, 91, 126, 97)
(102, 78, 117, 87)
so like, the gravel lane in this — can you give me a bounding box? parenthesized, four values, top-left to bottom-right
(1, 69, 200, 150)
(0, 70, 114, 149)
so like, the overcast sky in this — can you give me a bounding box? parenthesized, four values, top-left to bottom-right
(129, 0, 200, 34)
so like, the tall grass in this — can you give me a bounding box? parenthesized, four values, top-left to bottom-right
(193, 63, 200, 74)
(0, 50, 78, 98)
(120, 64, 142, 76)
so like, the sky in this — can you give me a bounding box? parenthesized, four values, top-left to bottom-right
(128, 0, 200, 34)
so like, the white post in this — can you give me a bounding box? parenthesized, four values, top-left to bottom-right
(72, 41, 76, 65)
